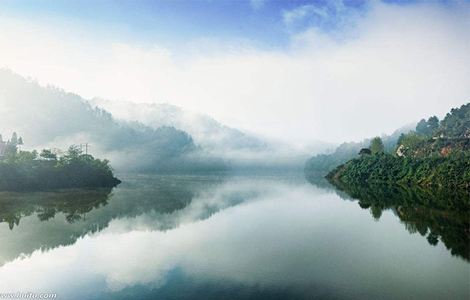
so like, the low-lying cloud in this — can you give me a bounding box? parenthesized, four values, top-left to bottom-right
(0, 1, 468, 144)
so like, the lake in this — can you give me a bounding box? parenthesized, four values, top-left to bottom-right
(0, 173, 468, 300)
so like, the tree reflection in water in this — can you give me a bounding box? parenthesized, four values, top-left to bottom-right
(0, 174, 209, 266)
(0, 188, 113, 230)
(326, 179, 470, 261)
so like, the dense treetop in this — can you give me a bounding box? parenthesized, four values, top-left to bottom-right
(438, 103, 470, 138)
(325, 103, 470, 190)
(0, 133, 120, 191)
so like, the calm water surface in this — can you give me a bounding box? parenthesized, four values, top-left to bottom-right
(0, 173, 468, 300)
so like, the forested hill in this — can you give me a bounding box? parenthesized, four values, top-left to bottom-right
(0, 69, 224, 172)
(326, 103, 470, 190)
(304, 125, 413, 177)
(89, 99, 270, 154)
(0, 134, 120, 191)
(90, 99, 316, 170)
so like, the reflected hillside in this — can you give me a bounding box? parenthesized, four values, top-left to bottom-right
(0, 174, 217, 266)
(0, 173, 306, 267)
(328, 181, 470, 261)
(0, 188, 112, 230)
(0, 188, 113, 266)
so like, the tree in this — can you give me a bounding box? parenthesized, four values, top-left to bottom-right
(18, 137, 23, 146)
(4, 142, 17, 158)
(0, 145, 120, 191)
(370, 137, 384, 154)
(397, 132, 427, 157)
(427, 116, 439, 135)
(370, 205, 383, 220)
(438, 103, 470, 138)
(16, 150, 37, 162)
(416, 116, 440, 137)
(40, 149, 57, 160)
(416, 119, 428, 136)
(10, 132, 18, 145)
(427, 233, 439, 246)
(65, 145, 82, 160)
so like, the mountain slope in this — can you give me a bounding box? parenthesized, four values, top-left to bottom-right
(90, 99, 267, 152)
(90, 99, 317, 169)
(0, 69, 210, 172)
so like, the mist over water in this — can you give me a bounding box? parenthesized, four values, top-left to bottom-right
(0, 1, 469, 300)
(0, 174, 467, 300)
(0, 69, 312, 173)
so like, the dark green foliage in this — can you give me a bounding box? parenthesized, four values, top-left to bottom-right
(330, 181, 469, 260)
(327, 152, 470, 189)
(0, 175, 203, 262)
(0, 188, 112, 229)
(305, 126, 412, 176)
(438, 103, 470, 138)
(369, 137, 384, 154)
(305, 140, 375, 177)
(358, 148, 371, 156)
(327, 103, 470, 189)
(318, 103, 470, 261)
(402, 137, 470, 158)
(396, 132, 428, 157)
(416, 116, 439, 137)
(0, 146, 120, 191)
(398, 103, 469, 157)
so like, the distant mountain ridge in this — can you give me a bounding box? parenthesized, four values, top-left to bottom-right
(89, 99, 269, 154)
(89, 99, 321, 170)
(0, 69, 219, 172)
(0, 69, 315, 172)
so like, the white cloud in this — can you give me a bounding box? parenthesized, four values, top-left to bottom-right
(0, 2, 469, 144)
(283, 4, 318, 25)
(282, 0, 354, 30)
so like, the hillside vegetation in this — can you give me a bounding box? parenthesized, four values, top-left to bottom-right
(326, 103, 470, 190)
(305, 125, 413, 176)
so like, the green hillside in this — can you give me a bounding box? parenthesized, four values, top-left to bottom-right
(327, 103, 470, 190)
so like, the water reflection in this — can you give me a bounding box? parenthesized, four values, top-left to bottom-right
(0, 189, 112, 230)
(0, 174, 468, 300)
(0, 174, 227, 266)
(328, 180, 470, 261)
(0, 173, 280, 267)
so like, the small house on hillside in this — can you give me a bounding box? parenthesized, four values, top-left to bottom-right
(359, 148, 371, 156)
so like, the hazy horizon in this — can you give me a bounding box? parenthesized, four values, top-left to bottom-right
(0, 0, 468, 145)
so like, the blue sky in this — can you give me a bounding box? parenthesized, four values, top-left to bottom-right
(0, 0, 425, 50)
